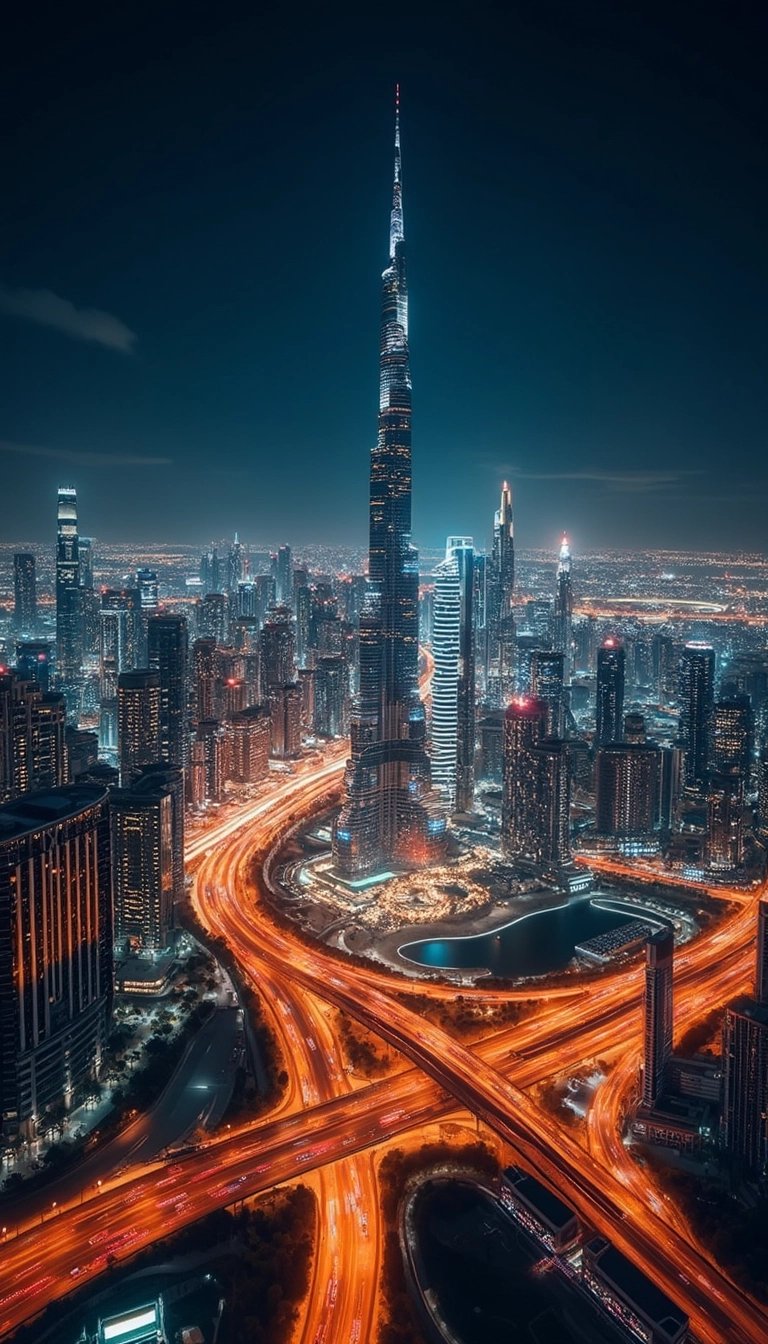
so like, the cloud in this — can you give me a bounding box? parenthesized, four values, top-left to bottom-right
(508, 468, 701, 494)
(0, 440, 171, 468)
(0, 284, 136, 352)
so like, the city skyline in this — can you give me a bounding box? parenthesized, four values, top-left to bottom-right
(3, 12, 768, 1344)
(3, 6, 768, 551)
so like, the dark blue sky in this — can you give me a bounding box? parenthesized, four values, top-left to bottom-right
(2, 2, 767, 553)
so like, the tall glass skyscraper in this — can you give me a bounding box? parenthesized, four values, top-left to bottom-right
(333, 91, 446, 876)
(55, 486, 82, 683)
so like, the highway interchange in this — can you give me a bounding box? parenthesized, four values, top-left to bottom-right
(2, 723, 767, 1344)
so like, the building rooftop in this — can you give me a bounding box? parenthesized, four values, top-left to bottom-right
(0, 783, 108, 842)
(503, 1166, 578, 1230)
(586, 1235, 688, 1334)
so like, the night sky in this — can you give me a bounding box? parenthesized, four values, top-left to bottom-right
(2, 3, 767, 554)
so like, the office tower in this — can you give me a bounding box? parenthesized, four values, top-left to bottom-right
(199, 547, 222, 594)
(419, 584, 434, 646)
(531, 649, 565, 737)
(228, 705, 271, 784)
(623, 711, 646, 745)
(553, 534, 573, 681)
(15, 642, 52, 692)
(679, 642, 715, 790)
(333, 93, 446, 875)
(260, 606, 296, 692)
(227, 534, 246, 594)
(13, 553, 37, 632)
(707, 768, 744, 870)
(199, 591, 229, 645)
(478, 709, 504, 784)
(501, 696, 547, 855)
(66, 726, 99, 779)
(0, 784, 112, 1140)
(117, 669, 161, 784)
(253, 573, 276, 626)
(269, 684, 302, 759)
(221, 676, 247, 719)
(99, 609, 126, 752)
(530, 737, 571, 871)
(237, 581, 259, 619)
(111, 776, 176, 949)
(756, 898, 768, 1008)
(78, 537, 100, 655)
(275, 544, 293, 608)
(471, 553, 487, 699)
(431, 553, 461, 804)
(136, 568, 159, 611)
(722, 998, 768, 1172)
(487, 482, 515, 704)
(514, 634, 540, 696)
(452, 539, 476, 813)
(710, 695, 753, 782)
(573, 614, 597, 676)
(102, 588, 142, 671)
(595, 638, 625, 746)
(524, 600, 552, 644)
(596, 743, 661, 848)
(0, 671, 67, 802)
(758, 748, 768, 835)
(641, 926, 674, 1109)
(147, 615, 188, 767)
(192, 637, 220, 726)
(314, 655, 350, 738)
(295, 583, 312, 667)
(55, 486, 83, 682)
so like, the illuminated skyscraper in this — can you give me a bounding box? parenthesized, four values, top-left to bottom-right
(757, 897, 768, 1007)
(679, 642, 715, 790)
(0, 783, 113, 1140)
(117, 670, 161, 784)
(641, 926, 674, 1109)
(487, 482, 515, 704)
(111, 777, 175, 950)
(431, 553, 461, 803)
(333, 90, 446, 874)
(55, 486, 82, 683)
(596, 742, 662, 852)
(13, 553, 36, 633)
(553, 534, 573, 681)
(0, 671, 67, 802)
(710, 695, 753, 783)
(147, 615, 189, 768)
(596, 638, 625, 746)
(501, 696, 547, 858)
(530, 649, 565, 737)
(275, 544, 294, 609)
(260, 606, 296, 692)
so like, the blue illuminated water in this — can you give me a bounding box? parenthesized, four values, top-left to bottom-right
(400, 896, 646, 978)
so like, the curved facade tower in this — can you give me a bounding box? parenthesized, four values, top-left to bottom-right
(334, 91, 447, 876)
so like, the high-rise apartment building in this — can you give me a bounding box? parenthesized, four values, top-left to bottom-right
(0, 784, 113, 1140)
(531, 649, 565, 738)
(111, 779, 175, 950)
(431, 553, 461, 803)
(13, 553, 37, 632)
(117, 670, 161, 784)
(148, 615, 188, 768)
(260, 606, 296, 693)
(501, 696, 547, 857)
(228, 705, 271, 784)
(0, 672, 67, 802)
(756, 897, 768, 1008)
(679, 642, 715, 790)
(55, 486, 82, 683)
(709, 695, 753, 782)
(595, 638, 625, 746)
(595, 743, 662, 850)
(641, 926, 674, 1109)
(333, 92, 446, 874)
(192, 637, 220, 726)
(15, 643, 52, 693)
(706, 768, 744, 871)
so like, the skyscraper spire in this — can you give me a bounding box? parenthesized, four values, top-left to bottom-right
(334, 93, 446, 877)
(390, 84, 404, 258)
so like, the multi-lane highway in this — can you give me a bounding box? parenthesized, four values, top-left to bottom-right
(3, 730, 766, 1343)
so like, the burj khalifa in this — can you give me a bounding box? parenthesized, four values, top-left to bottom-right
(333, 90, 447, 877)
